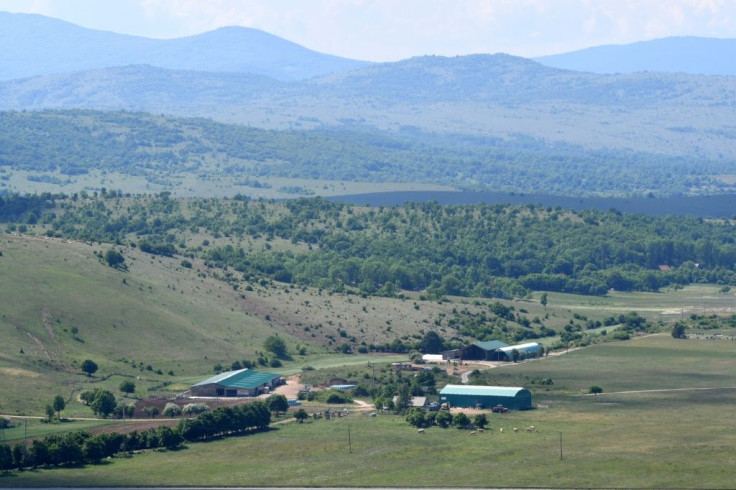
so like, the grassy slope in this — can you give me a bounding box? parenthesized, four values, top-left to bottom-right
(4, 335, 736, 488)
(4, 229, 736, 416)
(0, 233, 298, 415)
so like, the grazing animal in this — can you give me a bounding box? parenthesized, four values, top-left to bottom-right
(417, 428, 425, 433)
(526, 426, 536, 433)
(499, 428, 504, 433)
(513, 427, 518, 433)
(469, 431, 476, 435)
(477, 428, 484, 432)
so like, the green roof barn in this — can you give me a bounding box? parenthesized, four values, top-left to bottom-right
(191, 369, 283, 397)
(439, 384, 532, 410)
(460, 340, 509, 360)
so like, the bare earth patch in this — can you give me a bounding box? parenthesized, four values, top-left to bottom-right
(0, 367, 41, 377)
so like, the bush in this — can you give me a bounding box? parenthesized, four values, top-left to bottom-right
(119, 380, 135, 394)
(264, 335, 287, 358)
(162, 403, 182, 417)
(453, 412, 470, 429)
(182, 403, 209, 415)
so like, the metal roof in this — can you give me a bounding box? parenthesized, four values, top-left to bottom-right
(193, 368, 281, 390)
(499, 342, 541, 353)
(472, 340, 509, 351)
(439, 384, 527, 397)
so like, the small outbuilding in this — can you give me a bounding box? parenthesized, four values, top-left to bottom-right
(190, 368, 283, 397)
(439, 384, 532, 410)
(422, 354, 445, 363)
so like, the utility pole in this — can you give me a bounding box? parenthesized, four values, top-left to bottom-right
(348, 424, 352, 454)
(559, 432, 563, 460)
(368, 363, 376, 396)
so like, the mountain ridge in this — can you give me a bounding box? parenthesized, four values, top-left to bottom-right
(0, 11, 370, 81)
(535, 36, 736, 76)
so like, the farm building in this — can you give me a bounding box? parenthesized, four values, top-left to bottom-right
(422, 354, 445, 363)
(491, 342, 543, 361)
(460, 340, 510, 360)
(190, 368, 283, 397)
(439, 384, 532, 410)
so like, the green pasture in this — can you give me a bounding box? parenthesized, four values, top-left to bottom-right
(541, 285, 736, 321)
(4, 334, 736, 488)
(478, 333, 736, 395)
(0, 418, 117, 445)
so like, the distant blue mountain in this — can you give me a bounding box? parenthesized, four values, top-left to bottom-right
(535, 37, 736, 76)
(0, 11, 369, 81)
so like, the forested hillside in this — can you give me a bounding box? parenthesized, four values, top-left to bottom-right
(0, 110, 733, 197)
(2, 53, 736, 166)
(3, 193, 735, 300)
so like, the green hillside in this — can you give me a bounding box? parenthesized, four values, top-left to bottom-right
(0, 233, 299, 415)
(0, 109, 733, 198)
(2, 54, 735, 166)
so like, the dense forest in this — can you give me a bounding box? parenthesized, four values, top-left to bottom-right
(0, 110, 733, 197)
(2, 193, 736, 299)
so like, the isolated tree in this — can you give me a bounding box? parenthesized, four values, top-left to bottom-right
(119, 380, 136, 395)
(81, 359, 98, 377)
(395, 384, 411, 413)
(473, 413, 488, 429)
(453, 412, 470, 429)
(540, 292, 548, 309)
(405, 408, 427, 428)
(90, 390, 116, 418)
(45, 404, 55, 422)
(293, 408, 308, 423)
(0, 444, 13, 473)
(589, 385, 603, 395)
(418, 330, 445, 354)
(671, 323, 687, 339)
(162, 403, 182, 417)
(435, 410, 453, 428)
(511, 348, 520, 363)
(52, 395, 66, 420)
(266, 394, 289, 416)
(264, 335, 287, 359)
(143, 406, 160, 418)
(104, 249, 125, 269)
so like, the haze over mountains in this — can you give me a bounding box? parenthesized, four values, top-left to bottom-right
(535, 37, 736, 76)
(1, 11, 736, 198)
(0, 11, 369, 81)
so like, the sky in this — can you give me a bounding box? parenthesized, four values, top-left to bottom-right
(2, 0, 736, 61)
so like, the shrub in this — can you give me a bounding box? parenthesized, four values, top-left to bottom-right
(182, 403, 209, 415)
(162, 403, 182, 417)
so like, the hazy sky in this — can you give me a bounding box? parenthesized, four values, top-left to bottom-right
(2, 0, 735, 61)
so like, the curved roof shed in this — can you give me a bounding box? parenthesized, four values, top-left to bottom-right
(439, 384, 532, 410)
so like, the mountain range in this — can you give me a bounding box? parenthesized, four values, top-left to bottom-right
(0, 11, 369, 82)
(535, 37, 736, 76)
(1, 11, 736, 197)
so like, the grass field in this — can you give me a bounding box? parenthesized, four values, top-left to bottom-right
(0, 418, 117, 445)
(3, 335, 736, 488)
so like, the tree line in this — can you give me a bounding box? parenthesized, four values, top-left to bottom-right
(3, 193, 736, 298)
(0, 401, 270, 473)
(1, 109, 732, 197)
